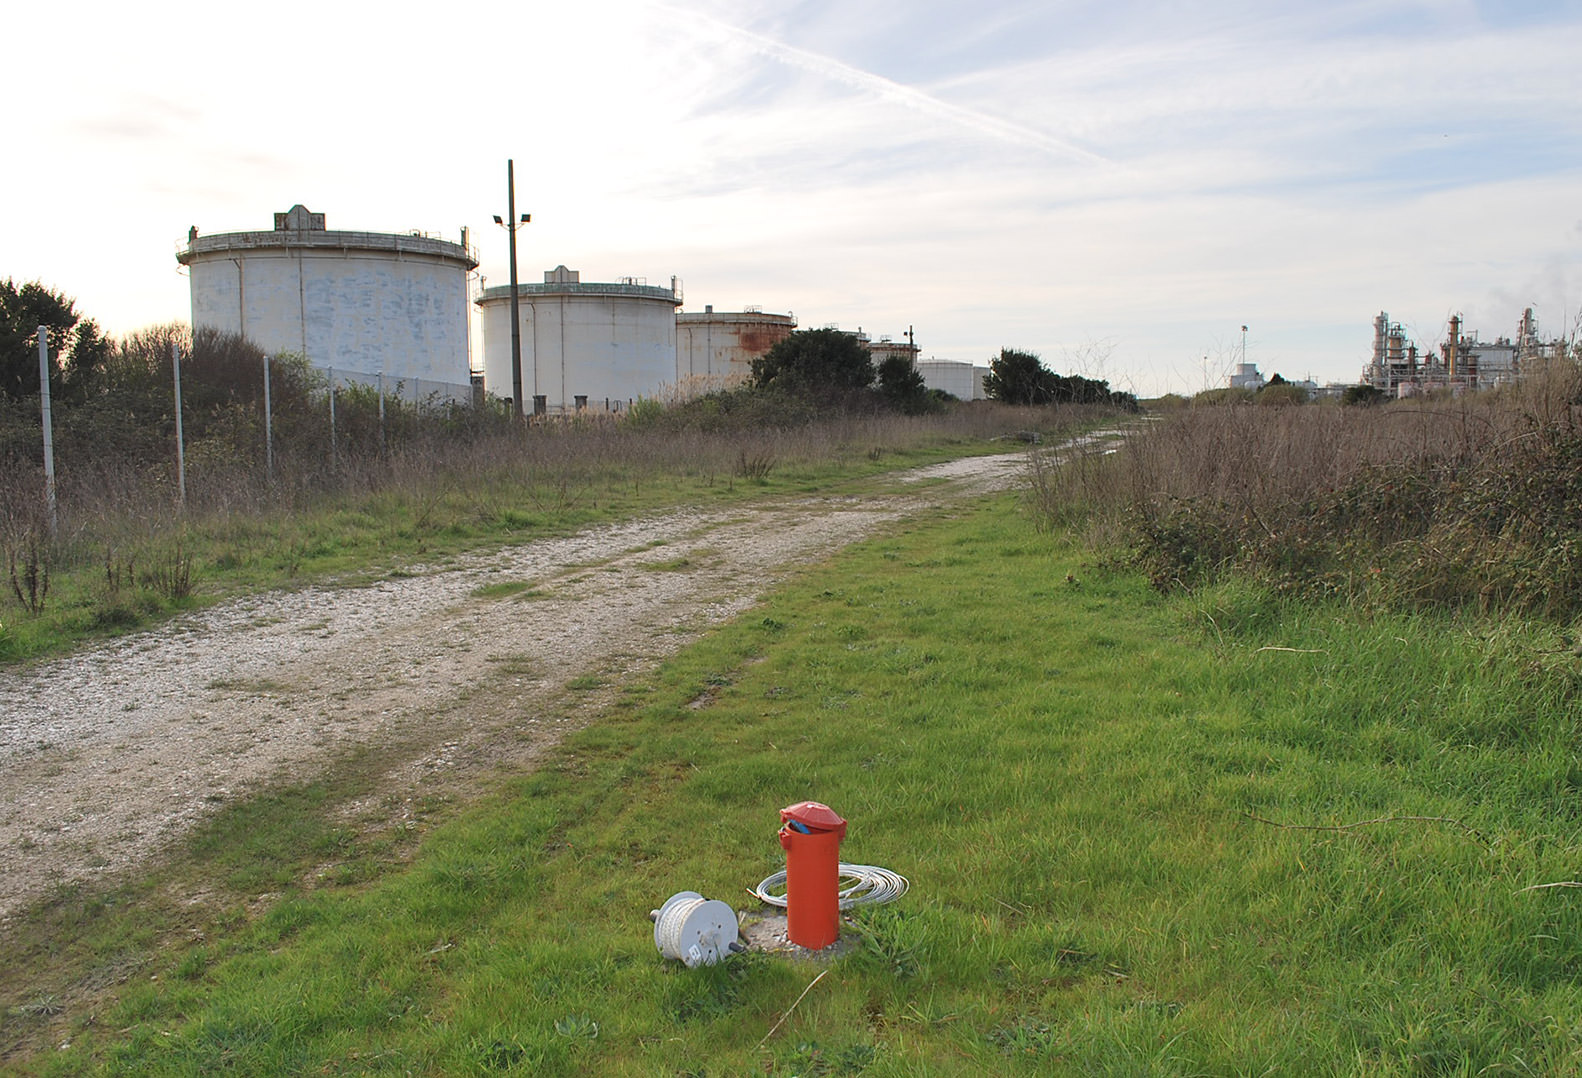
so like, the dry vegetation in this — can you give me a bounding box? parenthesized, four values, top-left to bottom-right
(0, 327, 1122, 660)
(1033, 360, 1582, 620)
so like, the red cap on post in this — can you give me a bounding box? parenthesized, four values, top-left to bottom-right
(780, 801, 847, 839)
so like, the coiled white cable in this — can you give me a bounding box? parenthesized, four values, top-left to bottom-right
(752, 863, 909, 909)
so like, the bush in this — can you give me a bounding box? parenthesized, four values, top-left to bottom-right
(750, 328, 874, 396)
(1342, 384, 1387, 407)
(985, 348, 1140, 411)
(876, 354, 937, 415)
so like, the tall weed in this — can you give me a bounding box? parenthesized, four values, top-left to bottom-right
(0, 380, 1122, 660)
(1040, 363, 1582, 619)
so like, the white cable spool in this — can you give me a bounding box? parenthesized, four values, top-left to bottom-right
(752, 864, 909, 909)
(651, 891, 741, 968)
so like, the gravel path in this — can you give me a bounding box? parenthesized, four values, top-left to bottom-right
(0, 452, 1031, 932)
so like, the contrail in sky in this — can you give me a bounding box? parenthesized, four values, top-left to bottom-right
(650, 3, 1113, 167)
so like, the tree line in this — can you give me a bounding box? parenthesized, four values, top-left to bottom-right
(982, 347, 1138, 410)
(748, 329, 1137, 411)
(3, 277, 1139, 526)
(2, 280, 501, 536)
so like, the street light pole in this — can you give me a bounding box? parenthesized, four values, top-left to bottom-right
(494, 160, 530, 423)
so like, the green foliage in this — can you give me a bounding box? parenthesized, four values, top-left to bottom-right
(623, 397, 666, 427)
(984, 347, 1139, 410)
(983, 347, 1050, 405)
(1190, 386, 1256, 405)
(57, 318, 113, 405)
(0, 278, 104, 402)
(750, 328, 875, 396)
(618, 385, 821, 434)
(0, 321, 330, 481)
(1342, 384, 1387, 407)
(1255, 380, 1309, 406)
(875, 354, 935, 415)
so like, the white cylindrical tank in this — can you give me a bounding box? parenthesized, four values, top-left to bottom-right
(676, 306, 796, 388)
(477, 266, 680, 413)
(918, 359, 987, 401)
(178, 205, 478, 399)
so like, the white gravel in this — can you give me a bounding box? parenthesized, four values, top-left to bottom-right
(0, 451, 1031, 933)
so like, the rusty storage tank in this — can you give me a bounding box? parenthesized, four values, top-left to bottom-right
(868, 335, 919, 369)
(178, 204, 478, 399)
(477, 266, 680, 413)
(676, 305, 797, 387)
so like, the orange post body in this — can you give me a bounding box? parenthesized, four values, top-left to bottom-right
(778, 801, 847, 950)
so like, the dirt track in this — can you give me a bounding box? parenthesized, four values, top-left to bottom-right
(0, 453, 1030, 933)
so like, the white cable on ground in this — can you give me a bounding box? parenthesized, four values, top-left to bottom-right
(752, 863, 909, 909)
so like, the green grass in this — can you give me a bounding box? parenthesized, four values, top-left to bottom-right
(7, 493, 1582, 1074)
(469, 580, 541, 601)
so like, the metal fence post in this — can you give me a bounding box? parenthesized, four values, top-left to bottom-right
(37, 327, 57, 537)
(172, 342, 187, 508)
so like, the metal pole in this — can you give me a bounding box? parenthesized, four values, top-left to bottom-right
(328, 367, 337, 457)
(172, 342, 187, 509)
(378, 371, 386, 453)
(507, 159, 524, 423)
(263, 351, 274, 479)
(37, 327, 57, 537)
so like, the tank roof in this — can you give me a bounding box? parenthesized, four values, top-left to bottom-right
(677, 309, 795, 325)
(477, 276, 680, 305)
(178, 204, 476, 269)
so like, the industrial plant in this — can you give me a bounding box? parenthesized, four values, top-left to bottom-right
(1364, 308, 1570, 396)
(178, 204, 990, 413)
(171, 202, 1579, 412)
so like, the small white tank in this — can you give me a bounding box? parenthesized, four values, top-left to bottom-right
(178, 205, 478, 399)
(477, 266, 680, 413)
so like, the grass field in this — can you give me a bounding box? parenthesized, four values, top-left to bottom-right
(6, 480, 1582, 1075)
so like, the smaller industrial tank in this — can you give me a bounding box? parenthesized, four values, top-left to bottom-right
(676, 306, 797, 388)
(477, 266, 680, 413)
(917, 360, 988, 400)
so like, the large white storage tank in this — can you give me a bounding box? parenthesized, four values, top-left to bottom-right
(677, 306, 796, 389)
(918, 359, 988, 400)
(178, 205, 478, 399)
(477, 266, 680, 413)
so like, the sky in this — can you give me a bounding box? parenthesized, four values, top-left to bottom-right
(8, 0, 1581, 397)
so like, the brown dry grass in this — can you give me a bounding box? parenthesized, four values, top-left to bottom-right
(1032, 360, 1582, 619)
